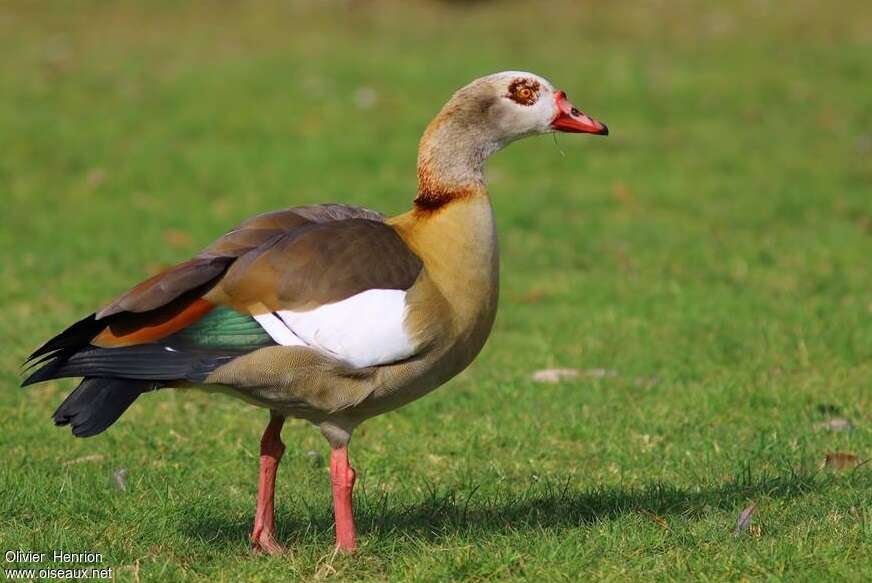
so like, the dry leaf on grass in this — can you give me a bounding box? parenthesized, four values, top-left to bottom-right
(813, 418, 854, 432)
(641, 510, 670, 530)
(531, 368, 580, 383)
(112, 467, 128, 490)
(62, 454, 105, 466)
(633, 376, 660, 388)
(531, 368, 619, 384)
(733, 503, 757, 536)
(823, 452, 860, 471)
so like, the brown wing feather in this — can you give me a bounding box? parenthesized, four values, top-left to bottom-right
(26, 204, 408, 391)
(96, 204, 395, 320)
(96, 258, 229, 319)
(212, 218, 423, 312)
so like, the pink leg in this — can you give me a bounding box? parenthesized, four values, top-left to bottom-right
(251, 414, 285, 554)
(330, 447, 357, 552)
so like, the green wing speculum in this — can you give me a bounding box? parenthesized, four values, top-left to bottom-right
(167, 307, 274, 352)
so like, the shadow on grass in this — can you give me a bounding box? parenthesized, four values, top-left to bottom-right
(182, 464, 837, 548)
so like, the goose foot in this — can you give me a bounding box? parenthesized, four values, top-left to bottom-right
(251, 528, 285, 555)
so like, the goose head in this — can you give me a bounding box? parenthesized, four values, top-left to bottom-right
(428, 71, 607, 146)
(473, 71, 608, 143)
(417, 71, 608, 201)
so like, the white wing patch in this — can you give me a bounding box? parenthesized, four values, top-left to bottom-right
(252, 312, 306, 347)
(253, 289, 416, 368)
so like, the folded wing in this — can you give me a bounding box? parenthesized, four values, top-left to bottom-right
(24, 204, 425, 390)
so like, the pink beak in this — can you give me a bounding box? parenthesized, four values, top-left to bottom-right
(550, 91, 608, 135)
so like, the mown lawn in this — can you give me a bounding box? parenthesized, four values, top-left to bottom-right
(1, 1, 870, 581)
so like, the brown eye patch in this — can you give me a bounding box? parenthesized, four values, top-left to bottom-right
(507, 78, 540, 106)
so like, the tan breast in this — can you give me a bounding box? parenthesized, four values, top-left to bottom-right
(395, 191, 499, 347)
(355, 190, 500, 412)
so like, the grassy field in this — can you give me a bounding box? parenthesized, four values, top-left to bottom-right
(1, 1, 870, 581)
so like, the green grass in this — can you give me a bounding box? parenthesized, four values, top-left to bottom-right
(1, 1, 870, 581)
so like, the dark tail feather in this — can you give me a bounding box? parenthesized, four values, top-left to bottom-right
(53, 377, 155, 437)
(22, 313, 105, 384)
(25, 313, 103, 364)
(22, 344, 236, 387)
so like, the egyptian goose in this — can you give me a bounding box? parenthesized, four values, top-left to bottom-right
(23, 71, 607, 553)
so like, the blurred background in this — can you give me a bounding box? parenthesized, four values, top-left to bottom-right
(1, 1, 870, 580)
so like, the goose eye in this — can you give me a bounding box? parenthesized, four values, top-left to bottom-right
(507, 79, 540, 106)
